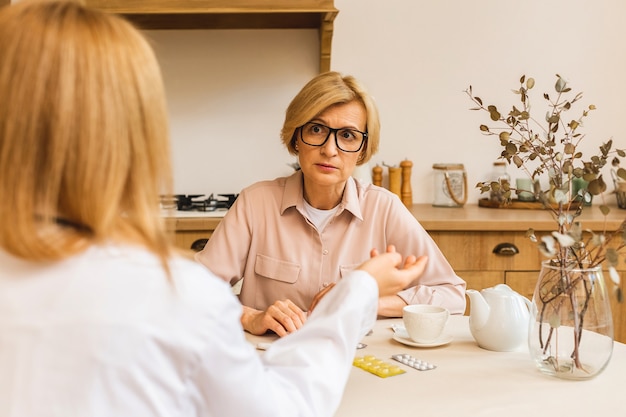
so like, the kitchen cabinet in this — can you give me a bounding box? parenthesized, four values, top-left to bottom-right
(165, 203, 626, 342)
(411, 204, 626, 343)
(164, 216, 221, 252)
(86, 0, 338, 72)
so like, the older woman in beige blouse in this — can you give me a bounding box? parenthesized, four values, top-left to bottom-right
(196, 72, 466, 336)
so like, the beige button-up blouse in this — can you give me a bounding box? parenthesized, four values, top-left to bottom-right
(196, 171, 466, 314)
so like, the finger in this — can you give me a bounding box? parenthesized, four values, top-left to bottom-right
(401, 255, 428, 278)
(370, 248, 379, 258)
(308, 283, 335, 313)
(285, 300, 307, 327)
(385, 244, 397, 254)
(258, 313, 288, 337)
(268, 322, 289, 337)
(403, 254, 418, 269)
(267, 302, 305, 334)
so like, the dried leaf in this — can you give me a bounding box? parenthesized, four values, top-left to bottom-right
(609, 266, 621, 286)
(552, 231, 576, 247)
(600, 204, 611, 216)
(606, 248, 619, 266)
(548, 313, 561, 329)
(546, 114, 560, 124)
(553, 188, 569, 204)
(540, 236, 557, 257)
(588, 178, 606, 195)
(488, 105, 501, 121)
(555, 76, 567, 92)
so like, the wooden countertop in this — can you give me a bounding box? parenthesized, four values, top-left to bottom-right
(164, 203, 625, 232)
(410, 203, 625, 232)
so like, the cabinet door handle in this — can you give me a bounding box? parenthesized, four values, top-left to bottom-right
(191, 238, 209, 252)
(493, 242, 519, 256)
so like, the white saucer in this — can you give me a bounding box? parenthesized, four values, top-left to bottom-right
(392, 333, 453, 348)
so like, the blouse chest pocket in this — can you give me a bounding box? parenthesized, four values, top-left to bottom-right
(254, 254, 301, 283)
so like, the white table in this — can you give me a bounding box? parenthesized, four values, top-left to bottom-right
(248, 316, 626, 416)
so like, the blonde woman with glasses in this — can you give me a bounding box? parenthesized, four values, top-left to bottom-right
(196, 72, 467, 337)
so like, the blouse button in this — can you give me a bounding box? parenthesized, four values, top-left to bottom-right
(322, 249, 329, 255)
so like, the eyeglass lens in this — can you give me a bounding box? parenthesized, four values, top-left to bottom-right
(300, 123, 365, 152)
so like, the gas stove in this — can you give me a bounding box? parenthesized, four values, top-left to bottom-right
(160, 193, 238, 212)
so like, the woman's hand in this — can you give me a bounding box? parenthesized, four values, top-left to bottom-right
(362, 245, 428, 297)
(241, 301, 307, 337)
(308, 245, 427, 314)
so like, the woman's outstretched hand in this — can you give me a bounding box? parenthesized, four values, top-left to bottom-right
(361, 245, 427, 297)
(308, 246, 427, 313)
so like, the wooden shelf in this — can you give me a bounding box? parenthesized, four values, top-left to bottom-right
(86, 0, 338, 72)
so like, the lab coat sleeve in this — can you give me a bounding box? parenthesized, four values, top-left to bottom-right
(192, 270, 378, 417)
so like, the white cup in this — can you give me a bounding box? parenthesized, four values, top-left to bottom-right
(402, 304, 449, 343)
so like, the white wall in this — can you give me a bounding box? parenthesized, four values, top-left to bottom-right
(148, 0, 626, 204)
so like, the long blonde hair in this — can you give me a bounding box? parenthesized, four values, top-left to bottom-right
(0, 0, 173, 265)
(280, 71, 381, 164)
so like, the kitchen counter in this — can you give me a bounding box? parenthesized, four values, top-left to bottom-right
(410, 202, 624, 232)
(163, 203, 625, 232)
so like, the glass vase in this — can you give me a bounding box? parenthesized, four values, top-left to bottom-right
(528, 261, 614, 380)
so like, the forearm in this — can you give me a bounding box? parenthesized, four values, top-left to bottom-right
(377, 294, 407, 317)
(397, 283, 467, 315)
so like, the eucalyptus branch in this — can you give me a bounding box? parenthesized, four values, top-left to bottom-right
(467, 73, 625, 283)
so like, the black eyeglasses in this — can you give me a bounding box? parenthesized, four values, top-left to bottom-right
(298, 122, 367, 153)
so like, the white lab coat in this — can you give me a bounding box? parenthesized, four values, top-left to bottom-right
(0, 243, 377, 417)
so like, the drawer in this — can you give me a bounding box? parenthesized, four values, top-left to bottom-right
(429, 231, 542, 272)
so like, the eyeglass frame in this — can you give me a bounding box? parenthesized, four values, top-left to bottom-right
(297, 122, 368, 153)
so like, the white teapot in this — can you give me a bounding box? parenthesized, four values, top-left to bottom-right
(466, 284, 532, 352)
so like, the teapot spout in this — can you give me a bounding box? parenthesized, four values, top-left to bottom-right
(466, 289, 490, 330)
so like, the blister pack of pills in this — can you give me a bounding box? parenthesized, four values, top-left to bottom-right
(391, 353, 437, 371)
(353, 355, 406, 378)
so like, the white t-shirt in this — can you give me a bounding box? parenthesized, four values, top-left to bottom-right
(303, 199, 340, 231)
(0, 243, 377, 417)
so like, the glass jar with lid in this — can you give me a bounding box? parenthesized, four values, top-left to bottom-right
(432, 163, 467, 207)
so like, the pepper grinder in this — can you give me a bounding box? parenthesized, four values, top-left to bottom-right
(372, 165, 383, 187)
(388, 166, 402, 199)
(400, 159, 413, 207)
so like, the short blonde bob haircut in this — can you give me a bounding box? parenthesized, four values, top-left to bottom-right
(0, 0, 173, 264)
(280, 71, 380, 165)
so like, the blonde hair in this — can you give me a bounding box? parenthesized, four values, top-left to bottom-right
(0, 0, 173, 265)
(280, 71, 380, 164)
